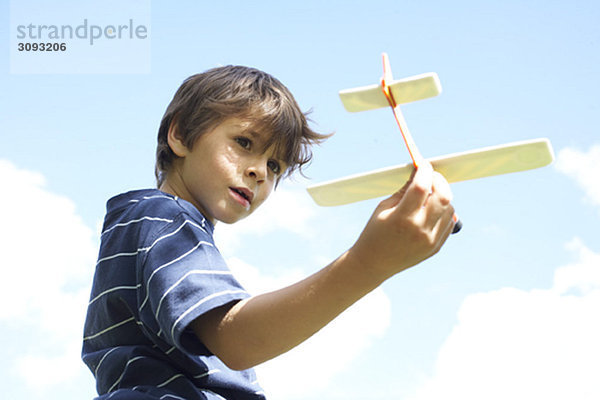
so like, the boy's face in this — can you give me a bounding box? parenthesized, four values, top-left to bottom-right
(164, 118, 285, 225)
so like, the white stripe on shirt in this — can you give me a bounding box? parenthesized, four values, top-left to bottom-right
(194, 369, 221, 379)
(83, 316, 136, 341)
(89, 285, 141, 306)
(108, 355, 146, 392)
(94, 347, 119, 377)
(160, 394, 187, 400)
(128, 194, 175, 204)
(142, 219, 208, 253)
(97, 219, 208, 267)
(102, 216, 173, 236)
(157, 373, 185, 388)
(154, 270, 234, 318)
(139, 240, 214, 310)
(96, 250, 141, 265)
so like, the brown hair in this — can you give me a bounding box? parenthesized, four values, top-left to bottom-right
(155, 65, 330, 187)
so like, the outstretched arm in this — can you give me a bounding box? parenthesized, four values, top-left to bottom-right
(192, 163, 456, 370)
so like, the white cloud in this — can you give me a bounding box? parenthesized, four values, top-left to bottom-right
(553, 238, 600, 295)
(408, 240, 600, 399)
(555, 145, 600, 207)
(15, 342, 87, 390)
(406, 144, 600, 400)
(228, 257, 391, 399)
(0, 160, 97, 393)
(257, 289, 390, 399)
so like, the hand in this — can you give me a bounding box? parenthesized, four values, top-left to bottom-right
(349, 162, 455, 281)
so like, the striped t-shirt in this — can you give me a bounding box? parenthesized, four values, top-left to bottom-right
(82, 189, 265, 399)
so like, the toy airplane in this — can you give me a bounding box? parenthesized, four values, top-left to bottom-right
(307, 53, 554, 230)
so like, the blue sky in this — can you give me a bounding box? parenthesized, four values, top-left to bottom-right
(1, 1, 599, 399)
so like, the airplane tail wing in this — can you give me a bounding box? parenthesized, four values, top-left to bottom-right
(339, 72, 442, 113)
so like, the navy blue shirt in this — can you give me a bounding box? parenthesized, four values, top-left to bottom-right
(82, 189, 265, 399)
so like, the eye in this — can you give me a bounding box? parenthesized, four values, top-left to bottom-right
(235, 137, 251, 150)
(267, 160, 281, 174)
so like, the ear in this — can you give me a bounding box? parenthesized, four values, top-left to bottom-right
(167, 121, 189, 157)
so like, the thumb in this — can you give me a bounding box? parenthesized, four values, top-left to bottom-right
(378, 188, 405, 210)
(377, 167, 417, 210)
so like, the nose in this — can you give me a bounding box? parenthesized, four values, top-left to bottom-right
(245, 158, 267, 182)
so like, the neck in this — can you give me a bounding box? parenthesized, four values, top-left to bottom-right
(159, 175, 217, 226)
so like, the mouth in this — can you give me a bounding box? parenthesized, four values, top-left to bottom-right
(230, 187, 254, 208)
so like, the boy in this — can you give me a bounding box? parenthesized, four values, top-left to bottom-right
(82, 65, 456, 399)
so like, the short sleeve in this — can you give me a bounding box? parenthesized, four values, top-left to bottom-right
(138, 212, 249, 354)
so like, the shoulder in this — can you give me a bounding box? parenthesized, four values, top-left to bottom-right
(99, 189, 216, 260)
(106, 189, 183, 218)
(103, 189, 212, 235)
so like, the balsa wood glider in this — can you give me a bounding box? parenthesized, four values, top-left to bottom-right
(307, 53, 554, 232)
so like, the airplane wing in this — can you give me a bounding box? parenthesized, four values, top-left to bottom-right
(339, 72, 442, 113)
(307, 138, 554, 207)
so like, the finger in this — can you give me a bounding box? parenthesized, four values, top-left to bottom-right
(431, 171, 453, 204)
(406, 165, 418, 182)
(395, 162, 433, 216)
(432, 205, 456, 250)
(381, 167, 418, 208)
(429, 173, 462, 234)
(413, 161, 433, 192)
(423, 172, 453, 228)
(429, 199, 454, 234)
